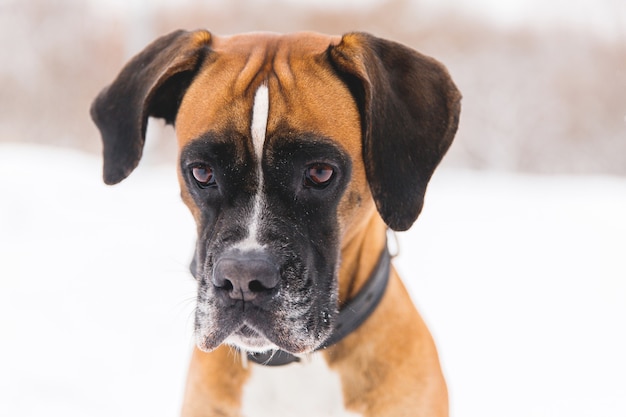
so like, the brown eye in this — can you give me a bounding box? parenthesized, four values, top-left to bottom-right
(191, 165, 216, 188)
(304, 163, 334, 188)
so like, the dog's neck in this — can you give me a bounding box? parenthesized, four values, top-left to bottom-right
(338, 213, 389, 305)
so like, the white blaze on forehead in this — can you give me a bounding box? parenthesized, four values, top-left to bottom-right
(235, 84, 269, 251)
(251, 84, 269, 162)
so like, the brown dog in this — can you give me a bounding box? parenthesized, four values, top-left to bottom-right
(91, 30, 460, 416)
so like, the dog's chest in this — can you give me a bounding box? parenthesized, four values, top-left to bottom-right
(240, 353, 362, 417)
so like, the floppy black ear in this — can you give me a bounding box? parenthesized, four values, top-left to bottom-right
(328, 32, 461, 231)
(90, 29, 212, 185)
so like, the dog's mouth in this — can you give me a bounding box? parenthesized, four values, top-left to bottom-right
(226, 324, 279, 351)
(238, 324, 258, 338)
(195, 319, 301, 354)
(194, 299, 336, 355)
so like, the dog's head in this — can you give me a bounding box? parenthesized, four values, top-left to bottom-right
(91, 30, 460, 354)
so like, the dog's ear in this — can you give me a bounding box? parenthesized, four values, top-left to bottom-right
(328, 32, 461, 231)
(90, 30, 212, 185)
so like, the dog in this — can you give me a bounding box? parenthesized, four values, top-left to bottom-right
(91, 30, 461, 417)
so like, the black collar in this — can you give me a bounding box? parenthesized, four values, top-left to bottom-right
(247, 245, 392, 366)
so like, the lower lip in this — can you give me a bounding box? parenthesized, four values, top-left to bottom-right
(238, 324, 261, 338)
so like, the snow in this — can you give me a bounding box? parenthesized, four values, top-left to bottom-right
(1, 143, 625, 416)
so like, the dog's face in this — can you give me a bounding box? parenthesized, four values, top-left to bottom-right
(90, 30, 461, 355)
(176, 34, 370, 353)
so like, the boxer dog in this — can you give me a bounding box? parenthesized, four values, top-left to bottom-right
(91, 30, 461, 417)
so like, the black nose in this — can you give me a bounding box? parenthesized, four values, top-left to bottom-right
(212, 252, 279, 302)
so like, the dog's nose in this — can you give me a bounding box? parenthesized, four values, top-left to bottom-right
(212, 252, 279, 302)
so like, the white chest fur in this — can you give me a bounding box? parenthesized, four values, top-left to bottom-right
(241, 353, 362, 417)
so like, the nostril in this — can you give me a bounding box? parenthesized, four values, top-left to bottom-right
(213, 274, 234, 291)
(248, 280, 268, 293)
(222, 279, 234, 292)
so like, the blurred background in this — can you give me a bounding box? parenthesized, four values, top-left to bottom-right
(1, 0, 625, 173)
(1, 0, 626, 416)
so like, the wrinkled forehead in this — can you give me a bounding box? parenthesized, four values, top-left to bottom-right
(174, 32, 361, 154)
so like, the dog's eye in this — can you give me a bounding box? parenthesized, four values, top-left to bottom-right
(304, 163, 335, 189)
(191, 165, 217, 188)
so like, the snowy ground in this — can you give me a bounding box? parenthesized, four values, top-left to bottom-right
(1, 143, 625, 416)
